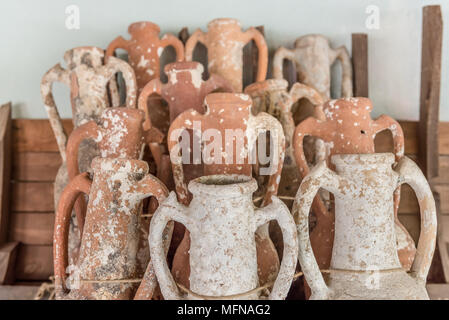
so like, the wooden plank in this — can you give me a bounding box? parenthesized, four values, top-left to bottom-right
(351, 33, 368, 97)
(12, 119, 73, 153)
(0, 102, 12, 245)
(419, 5, 442, 179)
(0, 285, 39, 300)
(178, 27, 190, 45)
(397, 213, 420, 244)
(427, 284, 449, 300)
(437, 215, 449, 280)
(12, 152, 61, 182)
(11, 182, 54, 212)
(432, 155, 449, 183)
(375, 121, 419, 155)
(12, 118, 449, 155)
(0, 242, 19, 284)
(399, 183, 449, 214)
(398, 184, 419, 214)
(15, 245, 52, 281)
(9, 213, 54, 245)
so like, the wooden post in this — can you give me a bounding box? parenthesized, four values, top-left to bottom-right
(0, 102, 18, 285)
(351, 33, 368, 97)
(0, 102, 11, 245)
(419, 5, 448, 284)
(178, 27, 190, 45)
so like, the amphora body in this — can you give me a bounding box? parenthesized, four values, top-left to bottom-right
(41, 48, 137, 264)
(53, 158, 168, 300)
(148, 175, 298, 300)
(185, 18, 268, 92)
(294, 154, 437, 299)
(167, 93, 285, 289)
(294, 97, 415, 274)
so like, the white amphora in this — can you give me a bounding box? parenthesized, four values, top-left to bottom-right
(294, 154, 437, 299)
(149, 174, 298, 299)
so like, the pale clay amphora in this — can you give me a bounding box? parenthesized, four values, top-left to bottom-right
(244, 79, 324, 199)
(148, 175, 298, 300)
(167, 93, 285, 289)
(65, 108, 164, 277)
(185, 18, 268, 92)
(294, 154, 437, 300)
(54, 158, 169, 300)
(273, 34, 352, 100)
(294, 97, 415, 277)
(41, 47, 137, 265)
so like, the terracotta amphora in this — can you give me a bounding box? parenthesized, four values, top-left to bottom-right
(106, 21, 185, 135)
(294, 154, 436, 299)
(106, 21, 184, 92)
(138, 61, 233, 261)
(65, 107, 163, 275)
(185, 18, 268, 92)
(54, 158, 169, 300)
(139, 61, 233, 125)
(244, 79, 324, 200)
(148, 175, 298, 299)
(41, 49, 137, 264)
(273, 34, 352, 100)
(167, 93, 285, 289)
(294, 97, 415, 277)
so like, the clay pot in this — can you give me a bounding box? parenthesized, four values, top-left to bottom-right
(148, 175, 298, 299)
(167, 92, 285, 289)
(106, 21, 185, 136)
(273, 34, 352, 100)
(54, 158, 168, 300)
(294, 97, 415, 275)
(138, 61, 234, 253)
(106, 21, 185, 92)
(244, 79, 324, 199)
(185, 18, 268, 92)
(65, 107, 164, 276)
(139, 61, 233, 125)
(294, 154, 436, 299)
(41, 49, 137, 265)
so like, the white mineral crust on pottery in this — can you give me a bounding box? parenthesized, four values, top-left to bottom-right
(294, 153, 437, 300)
(149, 174, 298, 300)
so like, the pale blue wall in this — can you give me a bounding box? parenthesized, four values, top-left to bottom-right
(0, 0, 447, 120)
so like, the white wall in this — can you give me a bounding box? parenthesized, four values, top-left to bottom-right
(0, 0, 448, 120)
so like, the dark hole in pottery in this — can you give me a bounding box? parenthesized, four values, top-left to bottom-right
(361, 130, 366, 134)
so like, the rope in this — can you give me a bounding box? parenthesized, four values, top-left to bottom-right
(176, 271, 306, 300)
(34, 276, 55, 300)
(174, 268, 406, 300)
(80, 278, 143, 284)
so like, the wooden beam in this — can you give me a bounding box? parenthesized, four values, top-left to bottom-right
(11, 182, 54, 212)
(9, 213, 54, 246)
(0, 241, 19, 285)
(351, 33, 369, 97)
(0, 284, 39, 300)
(0, 102, 12, 245)
(419, 5, 442, 178)
(15, 245, 52, 281)
(12, 119, 73, 153)
(12, 152, 61, 182)
(419, 5, 446, 283)
(427, 283, 449, 300)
